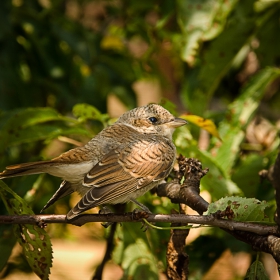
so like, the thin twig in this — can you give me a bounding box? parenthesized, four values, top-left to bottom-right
(0, 213, 278, 236)
(272, 152, 280, 226)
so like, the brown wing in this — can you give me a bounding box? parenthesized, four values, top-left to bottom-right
(67, 138, 175, 218)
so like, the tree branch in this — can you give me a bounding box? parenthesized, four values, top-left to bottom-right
(272, 152, 280, 226)
(157, 156, 209, 215)
(2, 154, 280, 268)
(155, 155, 280, 265)
(166, 210, 189, 280)
(0, 213, 278, 236)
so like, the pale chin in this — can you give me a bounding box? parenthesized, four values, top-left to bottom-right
(162, 126, 175, 138)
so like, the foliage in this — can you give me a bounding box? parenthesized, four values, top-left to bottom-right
(0, 0, 137, 113)
(0, 180, 52, 280)
(113, 223, 160, 280)
(206, 196, 271, 222)
(0, 0, 280, 279)
(245, 259, 270, 280)
(181, 114, 222, 141)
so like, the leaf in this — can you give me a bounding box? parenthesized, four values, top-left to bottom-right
(205, 196, 271, 222)
(72, 103, 107, 124)
(122, 239, 158, 280)
(0, 225, 17, 271)
(181, 114, 221, 140)
(245, 260, 269, 280)
(180, 0, 271, 116)
(0, 107, 91, 156)
(196, 0, 256, 96)
(1, 124, 68, 146)
(255, 3, 280, 67)
(231, 153, 271, 199)
(0, 180, 53, 280)
(0, 107, 68, 130)
(0, 123, 90, 151)
(226, 68, 280, 127)
(160, 98, 178, 116)
(0, 108, 68, 152)
(211, 125, 245, 174)
(177, 0, 238, 66)
(101, 35, 125, 52)
(212, 67, 280, 174)
(112, 223, 159, 280)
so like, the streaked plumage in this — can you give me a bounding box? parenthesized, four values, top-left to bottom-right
(0, 104, 186, 219)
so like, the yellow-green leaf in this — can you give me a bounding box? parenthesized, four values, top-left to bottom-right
(181, 114, 222, 141)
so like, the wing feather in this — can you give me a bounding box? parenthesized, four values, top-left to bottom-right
(67, 137, 175, 218)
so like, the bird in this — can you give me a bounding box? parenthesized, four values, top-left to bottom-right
(0, 104, 187, 220)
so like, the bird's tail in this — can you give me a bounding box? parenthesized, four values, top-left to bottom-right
(0, 161, 52, 179)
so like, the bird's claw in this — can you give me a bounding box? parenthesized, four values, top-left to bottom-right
(101, 222, 114, 228)
(99, 206, 113, 215)
(99, 206, 115, 228)
(131, 208, 153, 231)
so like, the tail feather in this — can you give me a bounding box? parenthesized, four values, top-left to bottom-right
(41, 180, 74, 212)
(0, 161, 52, 179)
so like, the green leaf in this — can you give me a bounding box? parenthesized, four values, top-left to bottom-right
(0, 180, 53, 280)
(181, 0, 257, 115)
(0, 107, 71, 153)
(1, 124, 64, 146)
(160, 98, 178, 116)
(0, 225, 17, 271)
(212, 126, 245, 174)
(212, 67, 280, 173)
(72, 103, 108, 126)
(177, 0, 238, 65)
(255, 3, 280, 67)
(245, 260, 269, 280)
(0, 107, 68, 130)
(122, 239, 158, 280)
(206, 196, 271, 222)
(112, 223, 159, 280)
(231, 154, 269, 198)
(0, 107, 91, 156)
(196, 0, 256, 96)
(225, 68, 280, 127)
(1, 123, 90, 149)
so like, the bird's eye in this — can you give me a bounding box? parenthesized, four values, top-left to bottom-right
(149, 117, 158, 123)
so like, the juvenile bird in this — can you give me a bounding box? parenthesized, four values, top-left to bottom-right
(0, 104, 187, 219)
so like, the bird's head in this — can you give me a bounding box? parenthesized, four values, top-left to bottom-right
(116, 104, 187, 139)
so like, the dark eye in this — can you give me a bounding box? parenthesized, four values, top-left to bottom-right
(149, 117, 158, 123)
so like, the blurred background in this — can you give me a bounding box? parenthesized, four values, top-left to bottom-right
(0, 0, 280, 279)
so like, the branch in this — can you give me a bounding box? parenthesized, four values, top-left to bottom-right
(0, 213, 278, 236)
(157, 156, 209, 215)
(155, 155, 280, 264)
(167, 209, 189, 280)
(272, 152, 280, 226)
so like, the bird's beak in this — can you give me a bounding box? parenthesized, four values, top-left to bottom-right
(168, 118, 188, 128)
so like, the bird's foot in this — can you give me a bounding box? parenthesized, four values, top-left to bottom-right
(99, 206, 113, 215)
(130, 199, 152, 214)
(131, 207, 153, 232)
(99, 206, 115, 228)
